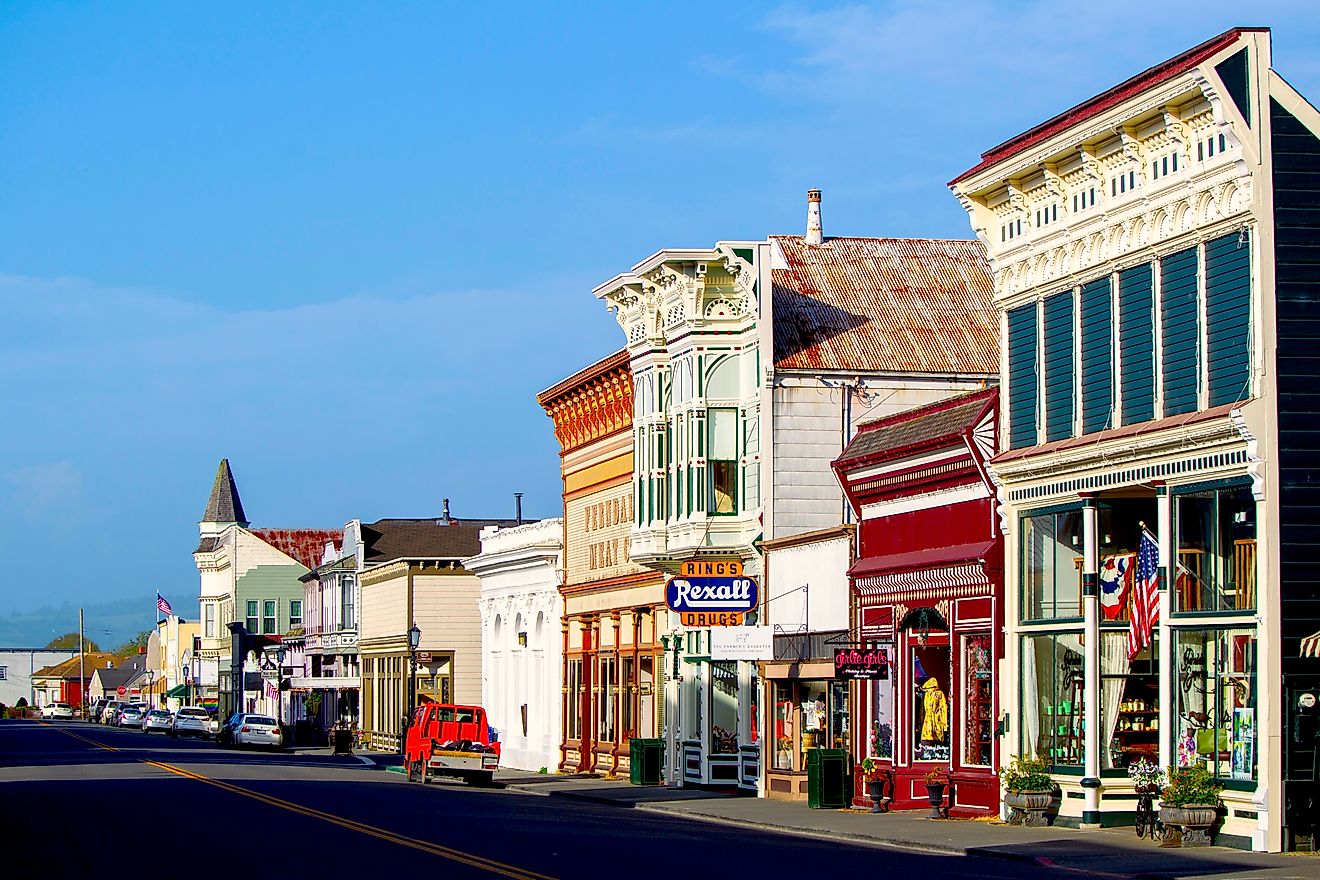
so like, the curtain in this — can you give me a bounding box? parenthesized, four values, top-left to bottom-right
(1022, 636, 1040, 760)
(1101, 632, 1130, 770)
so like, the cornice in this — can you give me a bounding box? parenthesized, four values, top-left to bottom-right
(541, 363, 634, 455)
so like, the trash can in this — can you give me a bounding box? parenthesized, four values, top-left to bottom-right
(332, 725, 354, 756)
(806, 748, 848, 809)
(629, 738, 664, 785)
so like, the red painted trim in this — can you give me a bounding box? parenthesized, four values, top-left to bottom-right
(848, 540, 995, 578)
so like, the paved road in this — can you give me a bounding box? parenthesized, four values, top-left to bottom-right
(0, 721, 1136, 879)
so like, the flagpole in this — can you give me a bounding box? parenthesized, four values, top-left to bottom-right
(79, 608, 85, 720)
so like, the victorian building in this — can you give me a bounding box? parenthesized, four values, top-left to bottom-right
(466, 517, 564, 772)
(539, 351, 667, 778)
(293, 539, 360, 731)
(949, 28, 1320, 850)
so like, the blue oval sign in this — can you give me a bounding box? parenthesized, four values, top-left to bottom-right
(665, 576, 759, 614)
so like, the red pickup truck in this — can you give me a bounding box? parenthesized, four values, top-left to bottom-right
(403, 703, 500, 786)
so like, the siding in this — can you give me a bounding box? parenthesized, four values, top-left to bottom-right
(413, 573, 483, 705)
(1161, 247, 1200, 416)
(359, 574, 407, 643)
(1119, 263, 1155, 424)
(1007, 303, 1039, 448)
(1205, 230, 1252, 407)
(1079, 277, 1114, 434)
(1043, 291, 1075, 441)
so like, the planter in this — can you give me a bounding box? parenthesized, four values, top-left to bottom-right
(925, 783, 947, 819)
(1160, 804, 1219, 847)
(866, 778, 889, 814)
(1004, 789, 1053, 827)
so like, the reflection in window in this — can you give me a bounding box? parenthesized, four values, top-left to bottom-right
(1022, 510, 1083, 619)
(1176, 486, 1257, 612)
(710, 661, 738, 753)
(1022, 633, 1084, 769)
(1174, 628, 1257, 780)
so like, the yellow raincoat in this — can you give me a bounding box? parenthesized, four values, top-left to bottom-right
(920, 677, 948, 743)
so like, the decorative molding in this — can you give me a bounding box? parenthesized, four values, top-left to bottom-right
(542, 362, 633, 454)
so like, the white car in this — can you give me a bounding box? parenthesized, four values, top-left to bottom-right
(170, 706, 212, 738)
(221, 714, 283, 749)
(41, 702, 75, 719)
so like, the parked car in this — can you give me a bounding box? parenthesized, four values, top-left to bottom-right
(118, 704, 146, 727)
(41, 702, 75, 720)
(170, 706, 212, 739)
(218, 714, 284, 749)
(142, 709, 173, 733)
(403, 703, 500, 786)
(88, 698, 107, 722)
(99, 700, 125, 724)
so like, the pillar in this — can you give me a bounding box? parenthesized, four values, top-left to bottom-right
(1156, 485, 1173, 771)
(1081, 497, 1102, 827)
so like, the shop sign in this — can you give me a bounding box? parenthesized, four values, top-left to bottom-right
(416, 651, 432, 664)
(710, 626, 773, 660)
(666, 560, 758, 627)
(834, 647, 889, 680)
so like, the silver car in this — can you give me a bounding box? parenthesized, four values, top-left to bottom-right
(118, 704, 146, 727)
(170, 706, 212, 739)
(226, 714, 283, 749)
(142, 709, 173, 733)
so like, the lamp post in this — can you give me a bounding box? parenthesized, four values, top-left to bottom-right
(275, 647, 286, 728)
(147, 671, 154, 711)
(406, 623, 421, 739)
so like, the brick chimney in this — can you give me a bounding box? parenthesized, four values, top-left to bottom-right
(805, 189, 823, 245)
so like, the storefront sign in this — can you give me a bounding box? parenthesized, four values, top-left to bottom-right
(833, 647, 889, 680)
(710, 626, 773, 660)
(666, 561, 758, 628)
(416, 651, 432, 664)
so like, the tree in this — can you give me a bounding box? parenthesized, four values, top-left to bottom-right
(46, 633, 100, 652)
(110, 630, 152, 661)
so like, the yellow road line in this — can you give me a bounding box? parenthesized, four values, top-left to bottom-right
(40, 724, 553, 880)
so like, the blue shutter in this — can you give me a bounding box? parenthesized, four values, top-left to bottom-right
(1079, 277, 1113, 434)
(1119, 263, 1155, 424)
(1205, 231, 1252, 406)
(1043, 292, 1075, 442)
(1160, 247, 1199, 415)
(1007, 303, 1039, 449)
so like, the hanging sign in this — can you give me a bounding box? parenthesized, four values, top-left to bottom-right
(416, 652, 433, 664)
(666, 560, 758, 627)
(834, 647, 889, 680)
(710, 626, 773, 660)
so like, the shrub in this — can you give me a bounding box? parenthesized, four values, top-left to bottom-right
(999, 755, 1054, 793)
(860, 757, 886, 781)
(1162, 765, 1224, 807)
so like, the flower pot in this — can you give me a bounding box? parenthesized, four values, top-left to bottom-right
(1004, 789, 1053, 827)
(1160, 804, 1219, 847)
(925, 783, 946, 819)
(867, 778, 888, 813)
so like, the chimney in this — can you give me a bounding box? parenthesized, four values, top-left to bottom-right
(514, 493, 523, 526)
(441, 498, 451, 524)
(805, 188, 823, 245)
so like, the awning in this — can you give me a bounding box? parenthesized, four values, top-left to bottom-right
(848, 540, 995, 579)
(1301, 631, 1320, 658)
(165, 684, 188, 698)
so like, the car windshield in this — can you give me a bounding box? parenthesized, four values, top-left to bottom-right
(246, 716, 277, 726)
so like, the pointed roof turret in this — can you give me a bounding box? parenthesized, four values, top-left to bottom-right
(202, 458, 248, 527)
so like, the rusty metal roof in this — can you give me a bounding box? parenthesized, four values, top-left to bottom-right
(772, 236, 999, 374)
(835, 388, 997, 467)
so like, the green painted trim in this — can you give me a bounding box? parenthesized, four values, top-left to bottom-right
(1171, 476, 1253, 495)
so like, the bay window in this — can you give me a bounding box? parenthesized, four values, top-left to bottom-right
(707, 408, 738, 515)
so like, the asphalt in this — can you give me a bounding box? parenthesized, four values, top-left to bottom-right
(1, 720, 1315, 880)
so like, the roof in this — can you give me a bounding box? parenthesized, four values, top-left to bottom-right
(537, 348, 630, 407)
(362, 517, 522, 567)
(32, 653, 118, 679)
(90, 667, 142, 690)
(202, 458, 248, 526)
(251, 529, 343, 571)
(848, 540, 995, 578)
(950, 28, 1259, 186)
(836, 388, 997, 467)
(771, 236, 998, 374)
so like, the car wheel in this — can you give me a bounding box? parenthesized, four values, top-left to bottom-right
(406, 760, 419, 783)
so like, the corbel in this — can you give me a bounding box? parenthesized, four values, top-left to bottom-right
(1119, 124, 1147, 181)
(1161, 107, 1191, 166)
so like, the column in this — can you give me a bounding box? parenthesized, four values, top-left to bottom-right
(1081, 496, 1102, 827)
(1155, 484, 1173, 770)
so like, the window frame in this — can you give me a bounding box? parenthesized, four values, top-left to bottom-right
(262, 599, 277, 635)
(706, 406, 739, 516)
(245, 600, 259, 633)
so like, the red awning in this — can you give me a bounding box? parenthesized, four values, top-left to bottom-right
(848, 540, 995, 579)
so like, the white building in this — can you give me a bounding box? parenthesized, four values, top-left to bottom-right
(0, 649, 77, 707)
(468, 519, 564, 772)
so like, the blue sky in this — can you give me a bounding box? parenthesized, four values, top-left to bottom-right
(2, 2, 1318, 633)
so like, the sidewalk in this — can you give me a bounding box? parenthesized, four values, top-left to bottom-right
(495, 772, 1320, 880)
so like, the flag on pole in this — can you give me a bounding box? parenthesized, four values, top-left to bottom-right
(1099, 553, 1135, 621)
(156, 593, 174, 616)
(1128, 529, 1160, 660)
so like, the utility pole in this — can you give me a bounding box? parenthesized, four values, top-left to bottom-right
(78, 608, 85, 719)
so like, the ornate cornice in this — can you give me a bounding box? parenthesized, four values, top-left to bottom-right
(540, 361, 633, 454)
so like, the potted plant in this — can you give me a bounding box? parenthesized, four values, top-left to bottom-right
(999, 755, 1055, 827)
(860, 757, 889, 813)
(923, 768, 949, 819)
(1160, 765, 1223, 846)
(1127, 758, 1165, 793)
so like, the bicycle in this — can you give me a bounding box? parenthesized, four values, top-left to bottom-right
(1134, 785, 1165, 840)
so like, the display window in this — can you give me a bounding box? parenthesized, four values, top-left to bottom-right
(1022, 510, 1083, 620)
(869, 664, 894, 759)
(566, 658, 582, 741)
(598, 654, 617, 743)
(1175, 486, 1257, 612)
(962, 633, 993, 767)
(773, 682, 794, 770)
(1022, 632, 1084, 769)
(1102, 632, 1157, 770)
(710, 661, 738, 753)
(771, 679, 850, 772)
(912, 644, 951, 761)
(1174, 628, 1257, 780)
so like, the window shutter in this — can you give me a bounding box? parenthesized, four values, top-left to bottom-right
(1079, 277, 1114, 434)
(1205, 231, 1252, 406)
(1007, 303, 1039, 449)
(1160, 247, 1199, 415)
(1043, 291, 1075, 442)
(1119, 263, 1155, 424)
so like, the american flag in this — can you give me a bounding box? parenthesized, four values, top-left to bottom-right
(1128, 529, 1160, 660)
(156, 593, 174, 616)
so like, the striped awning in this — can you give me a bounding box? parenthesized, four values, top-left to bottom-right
(1301, 631, 1320, 658)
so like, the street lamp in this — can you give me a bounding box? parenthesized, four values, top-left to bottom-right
(147, 671, 154, 711)
(275, 646, 286, 727)
(407, 623, 422, 733)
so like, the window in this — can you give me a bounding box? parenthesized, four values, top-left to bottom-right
(1007, 303, 1039, 449)
(1205, 231, 1252, 407)
(773, 681, 795, 770)
(1102, 632, 1158, 771)
(710, 661, 739, 754)
(868, 660, 894, 760)
(1118, 263, 1155, 425)
(707, 408, 738, 515)
(341, 575, 356, 630)
(1043, 291, 1075, 442)
(1079, 276, 1114, 434)
(962, 634, 993, 767)
(204, 604, 216, 639)
(246, 601, 259, 633)
(621, 657, 636, 739)
(1174, 628, 1257, 780)
(289, 600, 303, 628)
(0, 666, 7, 681)
(913, 644, 951, 762)
(1072, 187, 1097, 213)
(1022, 509, 1083, 620)
(263, 600, 276, 634)
(1175, 485, 1257, 612)
(1161, 247, 1200, 416)
(1022, 632, 1085, 769)
(598, 654, 617, 743)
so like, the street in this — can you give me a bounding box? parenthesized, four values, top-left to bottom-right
(1, 720, 1065, 880)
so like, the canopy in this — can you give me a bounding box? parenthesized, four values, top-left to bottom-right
(1301, 631, 1320, 658)
(165, 684, 188, 698)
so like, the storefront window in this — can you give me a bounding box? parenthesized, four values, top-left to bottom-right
(829, 680, 848, 750)
(1022, 510, 1083, 620)
(869, 660, 893, 759)
(800, 681, 829, 765)
(962, 634, 993, 767)
(749, 669, 759, 745)
(639, 656, 656, 737)
(566, 658, 582, 741)
(773, 682, 795, 770)
(1176, 486, 1257, 612)
(710, 661, 738, 753)
(913, 645, 951, 761)
(1174, 628, 1257, 780)
(598, 655, 617, 743)
(1102, 632, 1158, 770)
(1022, 632, 1084, 769)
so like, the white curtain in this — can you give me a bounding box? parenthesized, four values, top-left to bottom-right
(1023, 638, 1040, 759)
(1101, 632, 1130, 770)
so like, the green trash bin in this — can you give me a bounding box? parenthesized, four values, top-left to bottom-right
(629, 737, 664, 785)
(806, 748, 849, 809)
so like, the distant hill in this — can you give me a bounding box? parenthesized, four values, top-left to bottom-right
(0, 594, 196, 648)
